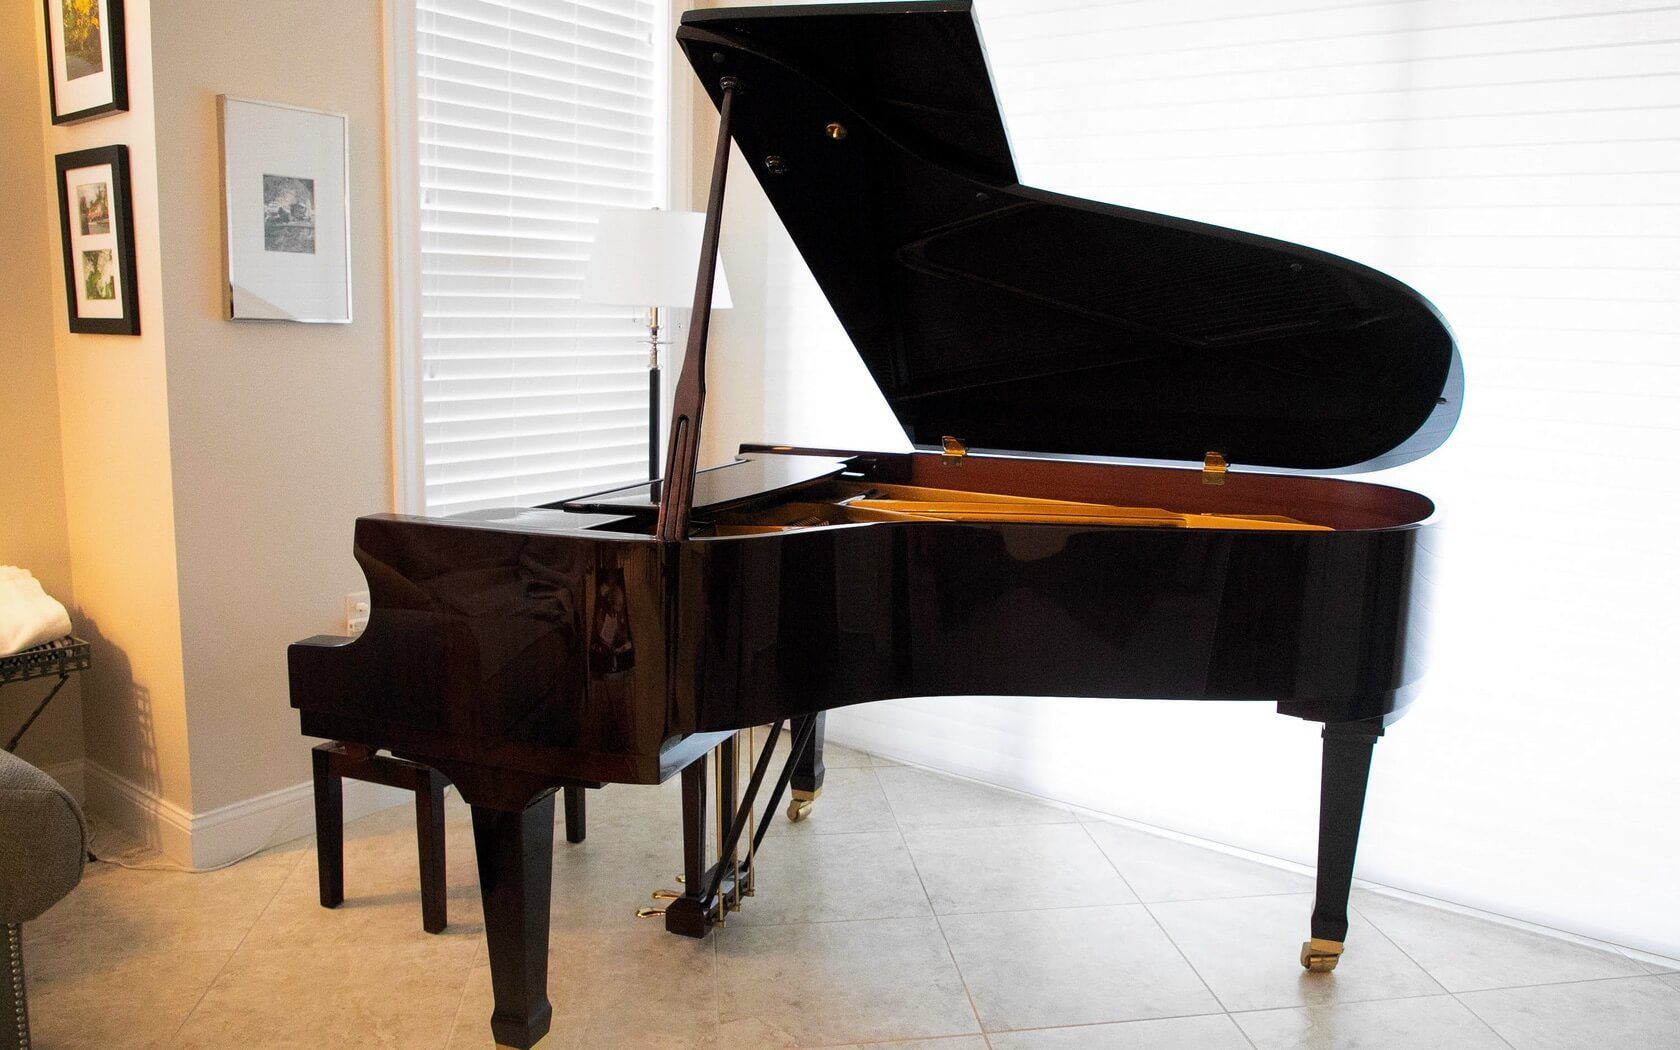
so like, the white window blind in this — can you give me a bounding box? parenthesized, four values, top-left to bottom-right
(416, 0, 664, 514)
(798, 0, 1680, 958)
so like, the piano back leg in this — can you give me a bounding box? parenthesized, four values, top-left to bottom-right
(788, 711, 826, 822)
(471, 794, 556, 1049)
(562, 785, 587, 845)
(1304, 716, 1384, 972)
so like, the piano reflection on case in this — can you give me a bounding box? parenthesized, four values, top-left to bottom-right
(289, 3, 1462, 1047)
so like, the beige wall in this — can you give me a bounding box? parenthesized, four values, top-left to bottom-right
(8, 0, 391, 852)
(148, 0, 392, 815)
(0, 0, 82, 773)
(33, 0, 194, 813)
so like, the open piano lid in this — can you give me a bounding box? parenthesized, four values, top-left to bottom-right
(678, 2, 1462, 473)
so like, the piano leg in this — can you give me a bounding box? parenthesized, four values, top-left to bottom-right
(787, 711, 826, 822)
(471, 794, 556, 1050)
(665, 754, 712, 937)
(562, 785, 587, 844)
(1304, 717, 1384, 972)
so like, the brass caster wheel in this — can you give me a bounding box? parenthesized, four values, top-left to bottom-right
(1300, 938, 1344, 972)
(787, 788, 819, 822)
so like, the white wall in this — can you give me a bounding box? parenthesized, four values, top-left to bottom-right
(710, 0, 1680, 957)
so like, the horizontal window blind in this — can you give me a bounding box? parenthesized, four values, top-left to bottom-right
(417, 0, 662, 514)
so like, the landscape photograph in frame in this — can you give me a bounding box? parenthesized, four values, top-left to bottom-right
(43, 0, 129, 124)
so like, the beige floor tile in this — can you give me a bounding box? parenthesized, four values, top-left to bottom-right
(555, 778, 685, 844)
(734, 830, 932, 926)
(1351, 890, 1650, 992)
(939, 904, 1220, 1031)
(28, 844, 301, 952)
(1147, 893, 1443, 1012)
(903, 824, 1136, 914)
(1459, 975, 1680, 1049)
(875, 766, 1074, 830)
(762, 767, 899, 837)
(448, 924, 718, 1049)
(24, 935, 232, 1050)
(715, 916, 978, 1046)
(174, 939, 480, 1049)
(1233, 994, 1509, 1049)
(549, 834, 690, 931)
(242, 818, 488, 948)
(813, 1039, 987, 1050)
(1083, 819, 1312, 903)
(986, 1014, 1250, 1049)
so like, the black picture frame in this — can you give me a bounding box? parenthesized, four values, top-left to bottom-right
(42, 0, 129, 125)
(55, 145, 140, 336)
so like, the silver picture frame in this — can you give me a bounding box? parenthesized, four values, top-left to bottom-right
(218, 96, 351, 323)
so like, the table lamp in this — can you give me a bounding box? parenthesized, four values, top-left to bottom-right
(581, 207, 732, 480)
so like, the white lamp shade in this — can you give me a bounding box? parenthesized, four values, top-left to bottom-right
(579, 207, 732, 310)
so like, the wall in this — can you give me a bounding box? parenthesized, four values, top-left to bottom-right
(8, 0, 395, 864)
(148, 0, 394, 819)
(0, 0, 82, 777)
(707, 0, 1680, 959)
(32, 0, 196, 826)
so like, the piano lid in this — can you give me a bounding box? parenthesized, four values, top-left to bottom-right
(677, 2, 1462, 473)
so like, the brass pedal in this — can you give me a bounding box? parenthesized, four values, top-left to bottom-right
(635, 906, 666, 919)
(651, 888, 681, 900)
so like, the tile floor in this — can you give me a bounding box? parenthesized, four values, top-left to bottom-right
(21, 743, 1680, 1049)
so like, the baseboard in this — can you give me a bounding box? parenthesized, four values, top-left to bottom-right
(82, 760, 195, 865)
(39, 758, 85, 806)
(81, 760, 409, 870)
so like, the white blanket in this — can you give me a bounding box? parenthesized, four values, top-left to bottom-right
(0, 567, 72, 657)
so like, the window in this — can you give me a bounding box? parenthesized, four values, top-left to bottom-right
(413, 0, 666, 514)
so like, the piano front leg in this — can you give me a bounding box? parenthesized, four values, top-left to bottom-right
(471, 793, 557, 1050)
(1304, 716, 1385, 972)
(787, 710, 827, 822)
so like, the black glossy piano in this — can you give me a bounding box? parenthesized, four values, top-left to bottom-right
(289, 3, 1462, 1047)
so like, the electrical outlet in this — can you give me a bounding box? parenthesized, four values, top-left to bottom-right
(345, 590, 370, 635)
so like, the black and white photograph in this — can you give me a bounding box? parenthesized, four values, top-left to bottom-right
(41, 0, 128, 124)
(53, 144, 138, 334)
(262, 174, 315, 254)
(219, 96, 349, 321)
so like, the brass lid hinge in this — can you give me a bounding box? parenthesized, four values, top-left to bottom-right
(941, 436, 967, 467)
(1202, 451, 1228, 485)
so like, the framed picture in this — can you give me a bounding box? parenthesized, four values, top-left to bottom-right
(55, 145, 139, 335)
(42, 0, 128, 124)
(219, 97, 352, 323)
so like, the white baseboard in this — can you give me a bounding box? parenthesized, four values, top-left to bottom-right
(81, 760, 409, 870)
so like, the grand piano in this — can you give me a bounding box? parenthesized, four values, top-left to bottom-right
(289, 3, 1462, 1047)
